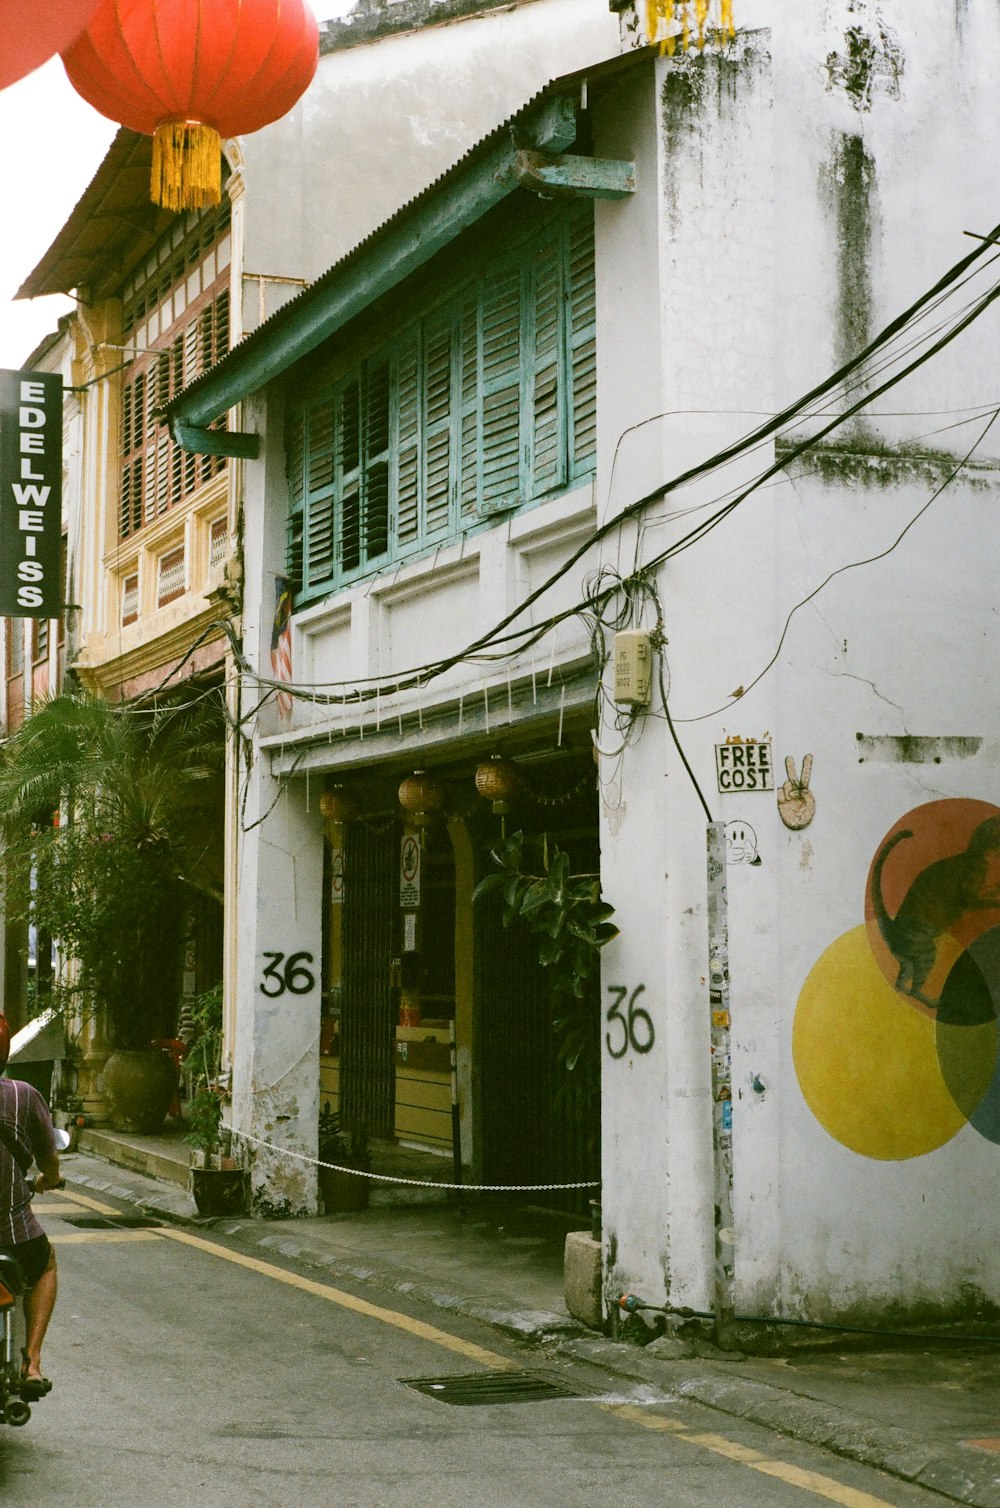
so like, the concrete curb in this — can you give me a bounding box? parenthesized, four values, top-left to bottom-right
(64, 1155, 1000, 1507)
(63, 1158, 582, 1344)
(560, 1339, 1000, 1508)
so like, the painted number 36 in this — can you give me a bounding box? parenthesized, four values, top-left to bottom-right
(605, 984, 655, 1059)
(260, 951, 316, 997)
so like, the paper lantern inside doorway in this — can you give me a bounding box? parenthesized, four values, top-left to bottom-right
(0, 0, 101, 91)
(61, 0, 319, 210)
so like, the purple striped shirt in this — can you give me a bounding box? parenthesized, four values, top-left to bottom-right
(0, 1078, 58, 1246)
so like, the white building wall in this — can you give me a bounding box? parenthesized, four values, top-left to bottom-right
(237, 0, 622, 332)
(599, 4, 1000, 1323)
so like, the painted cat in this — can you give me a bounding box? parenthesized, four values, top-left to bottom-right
(870, 815, 1000, 1008)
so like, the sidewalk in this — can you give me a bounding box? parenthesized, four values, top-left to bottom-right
(61, 1135, 1000, 1508)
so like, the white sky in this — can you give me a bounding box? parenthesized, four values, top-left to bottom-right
(0, 4, 356, 372)
(0, 57, 117, 368)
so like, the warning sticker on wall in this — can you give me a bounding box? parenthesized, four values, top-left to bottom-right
(400, 833, 421, 908)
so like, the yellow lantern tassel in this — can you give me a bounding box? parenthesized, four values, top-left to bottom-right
(720, 0, 735, 39)
(695, 0, 709, 47)
(151, 121, 222, 211)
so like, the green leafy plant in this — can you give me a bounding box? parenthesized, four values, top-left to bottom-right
(0, 692, 223, 1051)
(184, 982, 225, 1164)
(473, 831, 618, 1094)
(318, 1100, 370, 1169)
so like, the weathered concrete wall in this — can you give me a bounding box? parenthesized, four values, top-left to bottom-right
(598, 4, 1000, 1324)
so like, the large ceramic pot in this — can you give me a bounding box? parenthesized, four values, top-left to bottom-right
(103, 1048, 178, 1133)
(190, 1167, 247, 1217)
(318, 1165, 370, 1214)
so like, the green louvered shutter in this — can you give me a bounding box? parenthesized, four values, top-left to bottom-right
(424, 319, 454, 538)
(532, 236, 565, 495)
(365, 361, 391, 561)
(568, 213, 597, 474)
(480, 270, 523, 514)
(285, 409, 305, 592)
(305, 397, 335, 588)
(458, 296, 478, 519)
(337, 379, 361, 575)
(395, 336, 420, 548)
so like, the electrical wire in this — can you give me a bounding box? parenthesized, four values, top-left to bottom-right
(674, 401, 1000, 722)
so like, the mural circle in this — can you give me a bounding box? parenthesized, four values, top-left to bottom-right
(794, 799, 1000, 1159)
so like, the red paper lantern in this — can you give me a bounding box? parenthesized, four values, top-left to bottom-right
(0, 0, 101, 91)
(61, 0, 319, 210)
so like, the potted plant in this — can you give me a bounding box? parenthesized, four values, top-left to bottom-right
(473, 831, 618, 1129)
(184, 983, 246, 1216)
(317, 1101, 371, 1213)
(0, 691, 223, 1132)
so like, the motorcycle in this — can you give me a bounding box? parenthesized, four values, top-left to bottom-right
(0, 1127, 72, 1427)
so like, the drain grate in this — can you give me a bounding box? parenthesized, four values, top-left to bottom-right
(62, 1215, 162, 1230)
(402, 1369, 581, 1406)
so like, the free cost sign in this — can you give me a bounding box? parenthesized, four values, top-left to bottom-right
(715, 739, 773, 793)
(0, 369, 62, 617)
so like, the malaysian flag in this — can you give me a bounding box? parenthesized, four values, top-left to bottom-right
(270, 576, 294, 717)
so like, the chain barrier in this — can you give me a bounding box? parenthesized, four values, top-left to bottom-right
(238, 1131, 599, 1193)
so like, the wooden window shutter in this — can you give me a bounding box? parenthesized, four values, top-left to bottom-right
(531, 236, 566, 495)
(364, 361, 391, 561)
(458, 297, 478, 519)
(423, 319, 454, 538)
(479, 270, 523, 515)
(305, 397, 336, 587)
(568, 213, 597, 473)
(285, 411, 305, 592)
(337, 379, 362, 575)
(395, 337, 421, 547)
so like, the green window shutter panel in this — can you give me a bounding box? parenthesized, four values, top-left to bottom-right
(395, 337, 420, 546)
(568, 215, 597, 472)
(287, 205, 597, 601)
(480, 270, 522, 513)
(337, 380, 362, 575)
(305, 397, 336, 587)
(459, 298, 478, 518)
(532, 236, 565, 495)
(424, 321, 454, 537)
(285, 410, 305, 589)
(365, 362, 391, 560)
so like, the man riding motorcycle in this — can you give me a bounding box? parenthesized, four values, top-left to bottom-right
(0, 1013, 63, 1400)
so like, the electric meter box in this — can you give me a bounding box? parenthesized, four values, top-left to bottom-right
(613, 630, 652, 707)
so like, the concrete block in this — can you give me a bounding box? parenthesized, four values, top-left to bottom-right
(564, 1230, 603, 1330)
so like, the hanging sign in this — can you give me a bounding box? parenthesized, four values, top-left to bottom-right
(0, 369, 62, 618)
(400, 833, 421, 908)
(715, 737, 773, 793)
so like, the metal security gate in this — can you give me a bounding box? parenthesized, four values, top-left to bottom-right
(474, 866, 599, 1214)
(340, 817, 397, 1137)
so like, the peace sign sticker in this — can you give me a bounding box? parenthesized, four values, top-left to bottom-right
(777, 753, 815, 830)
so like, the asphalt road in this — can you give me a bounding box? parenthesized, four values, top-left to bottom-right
(0, 1186, 958, 1507)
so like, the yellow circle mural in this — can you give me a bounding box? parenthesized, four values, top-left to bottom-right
(792, 925, 994, 1160)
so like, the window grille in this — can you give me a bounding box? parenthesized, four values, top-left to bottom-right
(157, 546, 186, 607)
(122, 572, 139, 625)
(208, 515, 229, 569)
(285, 205, 597, 602)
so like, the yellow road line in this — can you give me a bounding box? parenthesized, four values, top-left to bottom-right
(49, 1230, 163, 1245)
(61, 1213, 897, 1507)
(49, 1188, 123, 1217)
(608, 1405, 901, 1508)
(156, 1226, 514, 1370)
